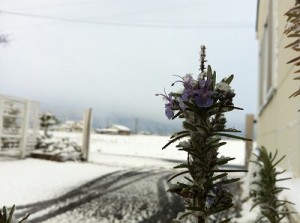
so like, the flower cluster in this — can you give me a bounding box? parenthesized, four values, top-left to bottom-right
(156, 67, 235, 121)
(157, 46, 249, 223)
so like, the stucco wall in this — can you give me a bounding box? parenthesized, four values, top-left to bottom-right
(257, 0, 300, 178)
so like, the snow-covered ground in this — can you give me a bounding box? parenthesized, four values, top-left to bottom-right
(0, 158, 122, 206)
(1, 132, 298, 222)
(49, 131, 246, 166)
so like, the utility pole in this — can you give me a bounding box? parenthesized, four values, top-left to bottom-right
(245, 114, 255, 167)
(134, 118, 139, 134)
(82, 108, 92, 162)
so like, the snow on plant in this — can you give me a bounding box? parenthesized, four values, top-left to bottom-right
(250, 147, 295, 223)
(39, 112, 59, 138)
(0, 205, 30, 223)
(35, 136, 83, 161)
(156, 45, 250, 223)
(284, 0, 300, 101)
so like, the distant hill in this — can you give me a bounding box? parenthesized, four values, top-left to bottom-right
(54, 113, 248, 137)
(93, 116, 181, 136)
(55, 113, 181, 135)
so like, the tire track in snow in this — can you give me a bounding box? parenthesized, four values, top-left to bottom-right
(15, 169, 184, 223)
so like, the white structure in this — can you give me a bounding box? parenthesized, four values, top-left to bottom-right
(0, 94, 40, 158)
(55, 120, 84, 132)
(95, 124, 131, 135)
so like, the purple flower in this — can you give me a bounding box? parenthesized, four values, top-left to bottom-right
(194, 78, 214, 108)
(179, 93, 189, 109)
(173, 74, 195, 109)
(206, 195, 215, 208)
(182, 74, 195, 90)
(155, 90, 174, 119)
(181, 80, 194, 108)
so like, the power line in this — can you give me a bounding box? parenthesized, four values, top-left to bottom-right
(11, 1, 196, 18)
(0, 10, 254, 29)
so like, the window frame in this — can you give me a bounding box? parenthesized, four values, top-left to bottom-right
(258, 2, 276, 114)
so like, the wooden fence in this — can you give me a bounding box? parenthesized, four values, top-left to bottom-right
(0, 94, 40, 158)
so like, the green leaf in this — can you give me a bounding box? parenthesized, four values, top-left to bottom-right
(168, 170, 189, 182)
(272, 155, 286, 168)
(19, 213, 31, 223)
(273, 186, 290, 192)
(178, 211, 193, 220)
(184, 176, 194, 184)
(195, 123, 209, 133)
(2, 207, 7, 222)
(275, 170, 286, 175)
(223, 74, 234, 85)
(173, 162, 188, 169)
(208, 203, 233, 215)
(216, 157, 235, 165)
(221, 177, 240, 185)
(162, 132, 190, 150)
(219, 219, 231, 223)
(287, 55, 300, 64)
(186, 206, 203, 211)
(223, 105, 244, 110)
(276, 177, 292, 182)
(214, 132, 252, 141)
(183, 121, 197, 131)
(7, 205, 15, 223)
(212, 169, 247, 173)
(285, 39, 300, 49)
(214, 128, 241, 133)
(172, 111, 183, 120)
(207, 65, 213, 79)
(270, 149, 278, 163)
(287, 33, 300, 38)
(209, 173, 228, 183)
(212, 71, 216, 90)
(170, 130, 189, 139)
(201, 137, 221, 149)
(250, 202, 261, 211)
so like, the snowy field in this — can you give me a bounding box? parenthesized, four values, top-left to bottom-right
(51, 131, 247, 166)
(0, 132, 299, 222)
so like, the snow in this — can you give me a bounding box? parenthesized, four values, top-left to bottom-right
(49, 131, 246, 165)
(0, 131, 253, 221)
(0, 132, 247, 206)
(277, 170, 300, 215)
(0, 158, 122, 206)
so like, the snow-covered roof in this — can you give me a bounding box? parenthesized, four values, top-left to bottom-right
(109, 124, 130, 131)
(95, 128, 119, 134)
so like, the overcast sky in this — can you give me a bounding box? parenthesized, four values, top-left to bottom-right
(0, 0, 258, 130)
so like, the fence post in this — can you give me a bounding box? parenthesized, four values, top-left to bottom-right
(20, 99, 31, 158)
(245, 114, 254, 168)
(0, 94, 3, 146)
(82, 108, 92, 161)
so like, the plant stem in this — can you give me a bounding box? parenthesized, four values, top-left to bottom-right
(198, 216, 205, 223)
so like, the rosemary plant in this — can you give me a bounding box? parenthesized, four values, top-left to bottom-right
(156, 46, 249, 223)
(284, 0, 300, 100)
(250, 147, 295, 223)
(0, 205, 30, 223)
